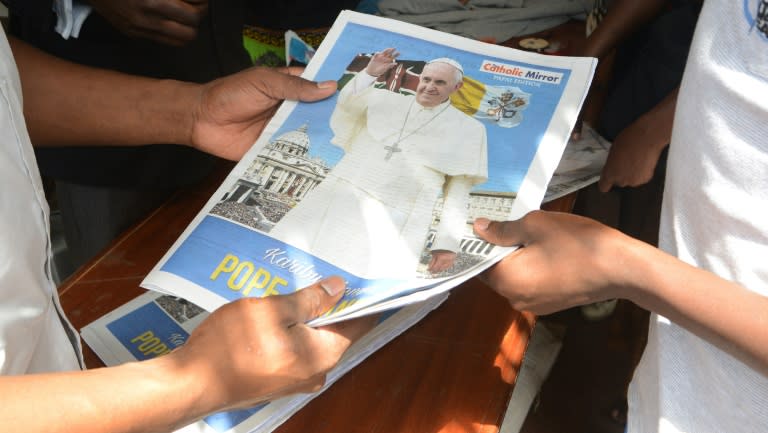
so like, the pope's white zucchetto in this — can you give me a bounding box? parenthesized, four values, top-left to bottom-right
(426, 57, 464, 75)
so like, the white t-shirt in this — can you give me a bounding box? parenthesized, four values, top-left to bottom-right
(628, 1, 768, 431)
(0, 30, 82, 374)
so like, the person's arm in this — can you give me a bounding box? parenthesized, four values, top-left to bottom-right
(597, 87, 678, 192)
(9, 36, 337, 161)
(473, 213, 768, 376)
(86, 0, 208, 46)
(580, 0, 669, 59)
(572, 0, 669, 139)
(0, 277, 373, 433)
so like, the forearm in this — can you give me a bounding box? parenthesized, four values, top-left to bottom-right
(0, 355, 214, 433)
(10, 36, 198, 148)
(618, 237, 768, 375)
(582, 0, 668, 59)
(632, 86, 678, 152)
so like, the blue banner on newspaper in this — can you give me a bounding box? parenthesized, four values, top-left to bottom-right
(105, 298, 264, 432)
(106, 302, 188, 360)
(161, 216, 405, 314)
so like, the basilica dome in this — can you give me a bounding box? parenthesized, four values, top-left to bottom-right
(272, 123, 310, 156)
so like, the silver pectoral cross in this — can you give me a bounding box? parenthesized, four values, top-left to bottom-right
(383, 141, 402, 161)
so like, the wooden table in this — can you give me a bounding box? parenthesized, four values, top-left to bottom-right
(57, 158, 575, 433)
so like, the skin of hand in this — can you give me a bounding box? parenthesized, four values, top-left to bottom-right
(88, 0, 209, 46)
(597, 115, 666, 191)
(365, 47, 399, 77)
(473, 214, 768, 376)
(597, 88, 677, 192)
(428, 250, 457, 273)
(188, 66, 339, 161)
(11, 37, 337, 160)
(472, 212, 632, 314)
(0, 277, 376, 433)
(171, 276, 375, 413)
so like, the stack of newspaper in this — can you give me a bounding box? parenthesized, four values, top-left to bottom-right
(81, 10, 600, 433)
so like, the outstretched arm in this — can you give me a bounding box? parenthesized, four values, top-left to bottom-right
(0, 277, 373, 433)
(474, 213, 768, 376)
(10, 36, 337, 161)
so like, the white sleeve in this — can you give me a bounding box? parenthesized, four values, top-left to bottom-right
(430, 175, 474, 253)
(347, 70, 377, 95)
(53, 0, 92, 39)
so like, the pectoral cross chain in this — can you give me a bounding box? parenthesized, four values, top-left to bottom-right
(383, 142, 402, 161)
(383, 99, 450, 161)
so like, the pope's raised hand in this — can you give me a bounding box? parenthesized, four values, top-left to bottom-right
(366, 48, 400, 77)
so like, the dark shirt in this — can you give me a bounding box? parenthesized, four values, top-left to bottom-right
(6, 0, 251, 187)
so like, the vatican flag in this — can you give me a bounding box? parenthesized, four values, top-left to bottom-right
(451, 76, 531, 128)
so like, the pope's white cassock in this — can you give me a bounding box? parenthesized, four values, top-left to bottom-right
(270, 71, 488, 279)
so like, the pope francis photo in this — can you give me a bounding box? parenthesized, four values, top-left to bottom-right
(270, 48, 488, 279)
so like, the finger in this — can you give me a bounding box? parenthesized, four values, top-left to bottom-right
(132, 26, 197, 46)
(150, 0, 207, 27)
(597, 175, 613, 193)
(319, 314, 378, 342)
(252, 68, 337, 103)
(473, 218, 526, 247)
(280, 276, 347, 326)
(128, 15, 199, 45)
(427, 255, 438, 272)
(282, 66, 306, 77)
(571, 118, 583, 140)
(290, 315, 378, 376)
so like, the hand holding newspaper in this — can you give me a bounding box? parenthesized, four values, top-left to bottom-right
(83, 11, 600, 432)
(140, 10, 597, 326)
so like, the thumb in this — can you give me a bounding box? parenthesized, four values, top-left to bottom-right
(598, 173, 613, 193)
(473, 217, 526, 247)
(282, 276, 346, 326)
(260, 69, 338, 103)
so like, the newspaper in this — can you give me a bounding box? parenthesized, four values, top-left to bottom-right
(79, 126, 609, 433)
(544, 123, 610, 203)
(81, 291, 447, 433)
(78, 124, 609, 432)
(141, 10, 597, 326)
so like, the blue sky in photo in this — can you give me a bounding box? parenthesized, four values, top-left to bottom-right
(270, 23, 571, 193)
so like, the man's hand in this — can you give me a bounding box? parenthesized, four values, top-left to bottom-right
(89, 0, 208, 46)
(189, 67, 337, 161)
(473, 213, 640, 315)
(365, 47, 399, 77)
(597, 115, 667, 192)
(428, 250, 457, 273)
(597, 88, 677, 192)
(171, 276, 374, 413)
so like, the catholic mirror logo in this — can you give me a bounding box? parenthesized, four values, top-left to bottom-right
(479, 60, 563, 85)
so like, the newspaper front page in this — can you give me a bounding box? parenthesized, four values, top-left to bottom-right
(140, 10, 597, 325)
